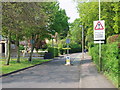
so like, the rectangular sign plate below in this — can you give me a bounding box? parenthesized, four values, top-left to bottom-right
(94, 41, 104, 44)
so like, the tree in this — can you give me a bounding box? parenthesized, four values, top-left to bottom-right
(2, 2, 69, 64)
(76, 1, 120, 47)
(2, 2, 19, 65)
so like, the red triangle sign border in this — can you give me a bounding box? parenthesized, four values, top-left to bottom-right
(95, 21, 104, 30)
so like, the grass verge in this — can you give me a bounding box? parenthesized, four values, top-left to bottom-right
(0, 58, 51, 75)
(104, 72, 118, 88)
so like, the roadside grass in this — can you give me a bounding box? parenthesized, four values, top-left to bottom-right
(0, 58, 51, 75)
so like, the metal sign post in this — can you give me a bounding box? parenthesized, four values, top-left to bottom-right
(99, 0, 102, 72)
(65, 39, 71, 65)
(67, 44, 69, 56)
(93, 0, 105, 71)
(66, 39, 70, 56)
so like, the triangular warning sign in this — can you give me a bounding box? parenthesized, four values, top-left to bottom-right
(95, 21, 104, 30)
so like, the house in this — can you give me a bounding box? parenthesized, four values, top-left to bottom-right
(0, 35, 7, 57)
(0, 35, 17, 57)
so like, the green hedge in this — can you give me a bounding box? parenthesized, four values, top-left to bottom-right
(69, 43, 82, 53)
(89, 43, 119, 87)
(48, 47, 59, 58)
(107, 34, 120, 44)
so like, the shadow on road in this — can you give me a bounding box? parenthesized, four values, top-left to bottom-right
(80, 59, 92, 65)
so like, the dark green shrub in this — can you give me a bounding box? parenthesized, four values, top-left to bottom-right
(89, 45, 99, 67)
(102, 43, 118, 75)
(59, 48, 64, 55)
(19, 45, 24, 50)
(48, 47, 59, 58)
(107, 34, 120, 44)
(69, 42, 81, 53)
(88, 42, 94, 48)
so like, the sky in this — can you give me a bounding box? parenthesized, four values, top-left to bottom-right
(58, 0, 79, 23)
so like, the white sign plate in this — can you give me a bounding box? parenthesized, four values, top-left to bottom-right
(94, 41, 104, 43)
(94, 20, 105, 40)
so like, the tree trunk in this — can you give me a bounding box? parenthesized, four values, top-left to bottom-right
(28, 36, 35, 62)
(16, 35, 20, 63)
(6, 33, 11, 65)
(28, 41, 35, 61)
(28, 34, 39, 61)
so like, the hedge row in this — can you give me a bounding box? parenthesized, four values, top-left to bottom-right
(69, 43, 82, 53)
(47, 43, 82, 58)
(107, 34, 120, 44)
(89, 42, 119, 87)
(48, 47, 59, 58)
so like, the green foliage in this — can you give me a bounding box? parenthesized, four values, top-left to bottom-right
(89, 43, 119, 87)
(58, 39, 65, 55)
(44, 2, 69, 39)
(48, 47, 59, 58)
(76, 2, 120, 47)
(2, 2, 69, 63)
(89, 45, 99, 66)
(19, 45, 24, 50)
(107, 34, 120, 44)
(69, 42, 82, 53)
(69, 18, 82, 43)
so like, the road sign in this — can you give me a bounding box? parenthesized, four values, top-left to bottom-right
(66, 39, 70, 44)
(94, 41, 104, 44)
(95, 21, 104, 30)
(94, 20, 105, 40)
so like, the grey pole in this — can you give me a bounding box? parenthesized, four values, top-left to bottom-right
(67, 43, 69, 56)
(99, 0, 102, 71)
(79, 25, 84, 60)
(82, 26, 84, 60)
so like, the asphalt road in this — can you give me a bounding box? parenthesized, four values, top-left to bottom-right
(1, 53, 116, 88)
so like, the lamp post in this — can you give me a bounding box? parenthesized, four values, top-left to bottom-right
(79, 25, 84, 60)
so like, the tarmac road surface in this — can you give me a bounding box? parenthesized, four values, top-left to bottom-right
(1, 53, 116, 88)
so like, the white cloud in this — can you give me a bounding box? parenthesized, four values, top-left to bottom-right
(58, 0, 79, 23)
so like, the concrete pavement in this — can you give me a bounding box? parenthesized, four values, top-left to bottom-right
(79, 53, 115, 88)
(1, 53, 116, 88)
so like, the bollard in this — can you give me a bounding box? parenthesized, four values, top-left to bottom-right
(65, 56, 71, 65)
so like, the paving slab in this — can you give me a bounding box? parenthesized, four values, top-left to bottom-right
(79, 53, 116, 88)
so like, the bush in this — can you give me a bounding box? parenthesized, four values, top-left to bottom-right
(89, 45, 99, 67)
(48, 47, 59, 58)
(107, 34, 120, 44)
(19, 45, 24, 50)
(59, 48, 64, 55)
(69, 42, 82, 53)
(89, 43, 119, 87)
